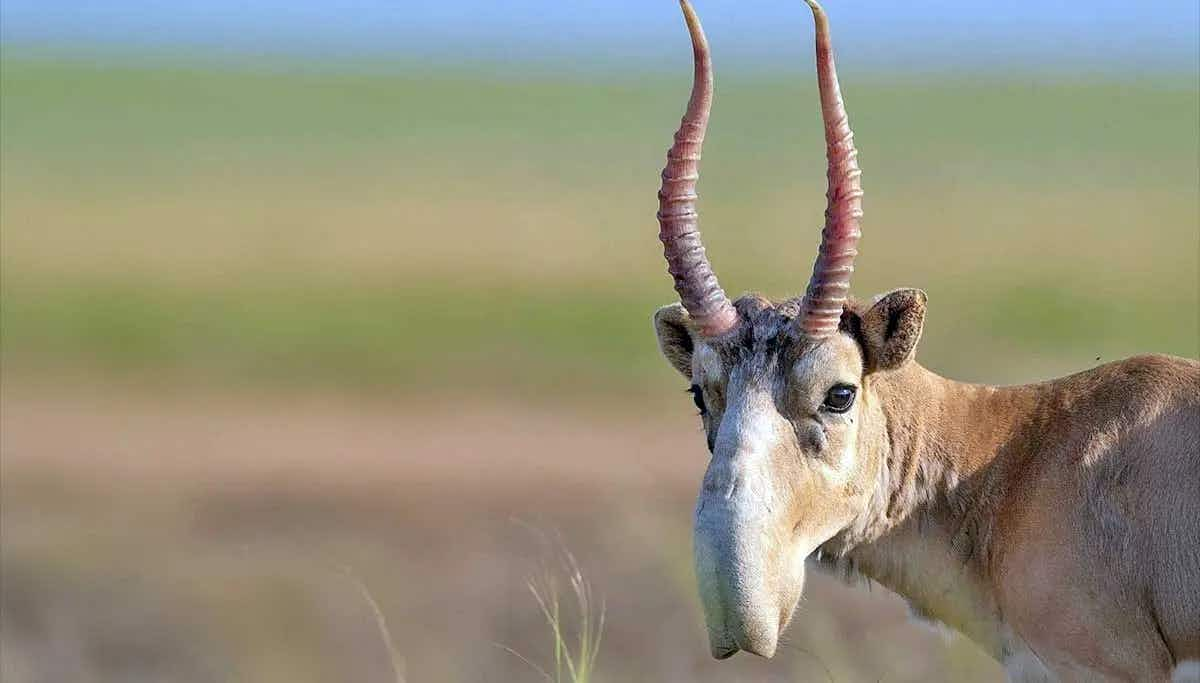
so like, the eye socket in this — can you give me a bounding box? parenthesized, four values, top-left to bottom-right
(688, 384, 707, 416)
(822, 384, 857, 413)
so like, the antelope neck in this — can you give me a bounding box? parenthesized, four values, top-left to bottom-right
(835, 363, 1047, 658)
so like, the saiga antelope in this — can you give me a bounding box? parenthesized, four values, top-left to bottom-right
(650, 2, 1200, 680)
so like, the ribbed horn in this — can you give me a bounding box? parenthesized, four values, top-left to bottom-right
(658, 0, 738, 337)
(798, 0, 862, 339)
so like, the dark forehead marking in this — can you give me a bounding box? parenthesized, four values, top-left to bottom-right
(706, 293, 812, 371)
(699, 293, 870, 383)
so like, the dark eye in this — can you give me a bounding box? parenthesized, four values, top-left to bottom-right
(688, 384, 707, 416)
(822, 384, 857, 413)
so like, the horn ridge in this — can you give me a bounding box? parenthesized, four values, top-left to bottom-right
(799, 0, 863, 339)
(657, 0, 738, 338)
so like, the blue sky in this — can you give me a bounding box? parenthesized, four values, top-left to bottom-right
(3, 1, 1198, 75)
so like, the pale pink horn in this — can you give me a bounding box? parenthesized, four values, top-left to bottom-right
(799, 0, 863, 338)
(657, 0, 738, 337)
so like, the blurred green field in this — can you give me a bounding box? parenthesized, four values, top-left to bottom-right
(3, 58, 1196, 398)
(1, 55, 1197, 683)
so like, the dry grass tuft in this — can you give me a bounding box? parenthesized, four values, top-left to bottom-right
(495, 531, 606, 683)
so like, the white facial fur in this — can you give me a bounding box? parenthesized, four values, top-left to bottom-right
(691, 331, 875, 659)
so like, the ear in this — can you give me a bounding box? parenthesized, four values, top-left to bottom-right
(653, 303, 696, 379)
(847, 289, 927, 372)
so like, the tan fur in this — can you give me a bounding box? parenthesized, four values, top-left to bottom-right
(655, 291, 1200, 680)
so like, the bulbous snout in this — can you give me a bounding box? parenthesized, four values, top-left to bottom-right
(693, 382, 810, 659)
(693, 474, 805, 660)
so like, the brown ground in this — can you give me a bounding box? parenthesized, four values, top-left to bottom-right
(1, 379, 1002, 682)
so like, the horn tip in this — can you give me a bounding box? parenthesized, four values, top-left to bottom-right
(679, 0, 703, 38)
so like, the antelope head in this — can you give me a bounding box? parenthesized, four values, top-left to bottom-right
(653, 0, 927, 658)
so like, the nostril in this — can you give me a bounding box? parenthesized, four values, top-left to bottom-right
(711, 644, 739, 660)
